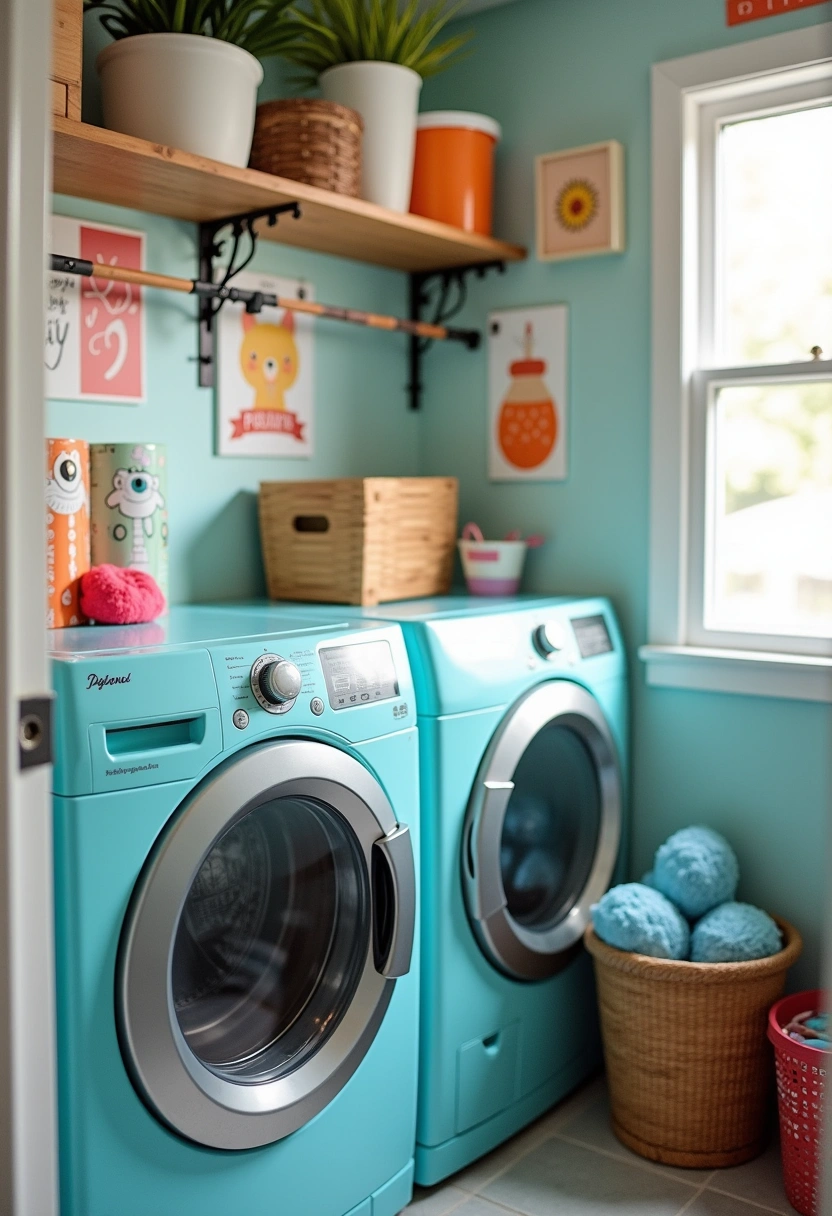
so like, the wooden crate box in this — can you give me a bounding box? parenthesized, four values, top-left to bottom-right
(259, 477, 459, 606)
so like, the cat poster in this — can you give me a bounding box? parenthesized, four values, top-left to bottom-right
(488, 304, 567, 482)
(46, 215, 145, 403)
(216, 270, 314, 458)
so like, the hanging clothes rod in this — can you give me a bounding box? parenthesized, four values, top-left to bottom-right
(49, 254, 480, 348)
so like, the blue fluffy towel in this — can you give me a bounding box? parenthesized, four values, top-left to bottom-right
(591, 883, 690, 960)
(653, 825, 739, 919)
(690, 902, 782, 962)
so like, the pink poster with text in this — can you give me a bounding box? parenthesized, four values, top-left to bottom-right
(80, 225, 143, 399)
(46, 216, 145, 404)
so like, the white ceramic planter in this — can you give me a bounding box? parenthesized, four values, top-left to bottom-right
(320, 61, 422, 212)
(97, 33, 264, 167)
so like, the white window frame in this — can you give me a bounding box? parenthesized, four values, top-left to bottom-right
(643, 25, 832, 703)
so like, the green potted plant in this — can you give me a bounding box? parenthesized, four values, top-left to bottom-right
(85, 0, 300, 167)
(282, 0, 471, 211)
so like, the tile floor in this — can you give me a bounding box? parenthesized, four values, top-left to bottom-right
(404, 1076, 793, 1216)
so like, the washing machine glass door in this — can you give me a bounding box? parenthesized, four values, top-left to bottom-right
(117, 739, 415, 1151)
(463, 681, 621, 981)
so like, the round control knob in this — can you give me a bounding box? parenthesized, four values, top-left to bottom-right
(250, 654, 302, 714)
(533, 621, 564, 657)
(258, 659, 302, 705)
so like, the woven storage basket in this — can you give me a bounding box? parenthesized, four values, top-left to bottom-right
(585, 917, 802, 1169)
(249, 99, 363, 197)
(258, 477, 458, 606)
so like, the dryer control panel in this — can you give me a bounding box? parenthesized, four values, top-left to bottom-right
(571, 613, 614, 658)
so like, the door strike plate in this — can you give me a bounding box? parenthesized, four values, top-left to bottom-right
(18, 695, 54, 770)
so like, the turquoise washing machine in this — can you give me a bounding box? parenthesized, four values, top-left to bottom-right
(50, 607, 420, 1216)
(221, 597, 627, 1185)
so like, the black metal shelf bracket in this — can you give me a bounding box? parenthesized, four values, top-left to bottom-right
(408, 260, 505, 411)
(196, 202, 301, 388)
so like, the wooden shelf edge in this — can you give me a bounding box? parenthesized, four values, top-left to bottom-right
(51, 117, 527, 274)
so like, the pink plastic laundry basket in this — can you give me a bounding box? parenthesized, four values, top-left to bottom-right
(768, 989, 827, 1216)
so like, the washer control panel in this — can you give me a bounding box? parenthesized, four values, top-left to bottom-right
(319, 640, 399, 711)
(209, 625, 412, 742)
(250, 653, 303, 714)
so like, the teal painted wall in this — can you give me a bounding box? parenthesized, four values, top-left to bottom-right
(48, 195, 418, 604)
(420, 0, 832, 988)
(46, 201, 417, 603)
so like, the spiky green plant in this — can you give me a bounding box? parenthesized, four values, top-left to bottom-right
(281, 0, 472, 87)
(83, 0, 300, 59)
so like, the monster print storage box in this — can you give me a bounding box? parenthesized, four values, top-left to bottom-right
(258, 476, 458, 606)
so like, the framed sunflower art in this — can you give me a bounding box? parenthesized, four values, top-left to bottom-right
(535, 140, 625, 261)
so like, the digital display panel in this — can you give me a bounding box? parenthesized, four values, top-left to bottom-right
(319, 641, 399, 710)
(571, 614, 614, 658)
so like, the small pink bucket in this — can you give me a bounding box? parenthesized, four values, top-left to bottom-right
(458, 523, 532, 596)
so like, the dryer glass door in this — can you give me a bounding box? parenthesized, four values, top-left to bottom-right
(499, 722, 601, 932)
(463, 682, 621, 981)
(117, 739, 415, 1151)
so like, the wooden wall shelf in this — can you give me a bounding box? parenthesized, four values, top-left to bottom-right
(52, 117, 526, 274)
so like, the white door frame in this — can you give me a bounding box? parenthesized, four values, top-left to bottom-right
(0, 0, 59, 1212)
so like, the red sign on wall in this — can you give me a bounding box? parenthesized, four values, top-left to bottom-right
(46, 215, 145, 403)
(727, 0, 829, 25)
(79, 225, 144, 400)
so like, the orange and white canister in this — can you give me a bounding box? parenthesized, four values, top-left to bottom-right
(46, 438, 90, 628)
(410, 111, 501, 236)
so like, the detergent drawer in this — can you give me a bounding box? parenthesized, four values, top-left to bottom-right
(456, 1021, 521, 1134)
(52, 648, 221, 794)
(88, 709, 222, 793)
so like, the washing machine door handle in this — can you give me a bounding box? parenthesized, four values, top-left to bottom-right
(372, 823, 416, 979)
(470, 781, 514, 920)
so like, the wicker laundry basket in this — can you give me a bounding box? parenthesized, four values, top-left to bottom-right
(249, 99, 363, 197)
(584, 917, 802, 1168)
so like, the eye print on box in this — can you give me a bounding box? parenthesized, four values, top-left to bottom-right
(105, 467, 165, 574)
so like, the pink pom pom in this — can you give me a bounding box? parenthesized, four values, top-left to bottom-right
(80, 565, 166, 625)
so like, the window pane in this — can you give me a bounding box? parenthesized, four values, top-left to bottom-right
(719, 105, 832, 365)
(708, 381, 832, 638)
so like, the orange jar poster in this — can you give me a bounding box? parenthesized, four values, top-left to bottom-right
(46, 438, 90, 628)
(488, 305, 567, 481)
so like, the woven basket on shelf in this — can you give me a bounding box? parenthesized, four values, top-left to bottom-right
(584, 917, 802, 1169)
(258, 477, 458, 607)
(249, 99, 363, 197)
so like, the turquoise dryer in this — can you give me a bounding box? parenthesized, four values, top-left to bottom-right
(50, 607, 420, 1216)
(229, 596, 628, 1185)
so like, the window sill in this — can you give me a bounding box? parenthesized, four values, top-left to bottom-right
(639, 644, 832, 703)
